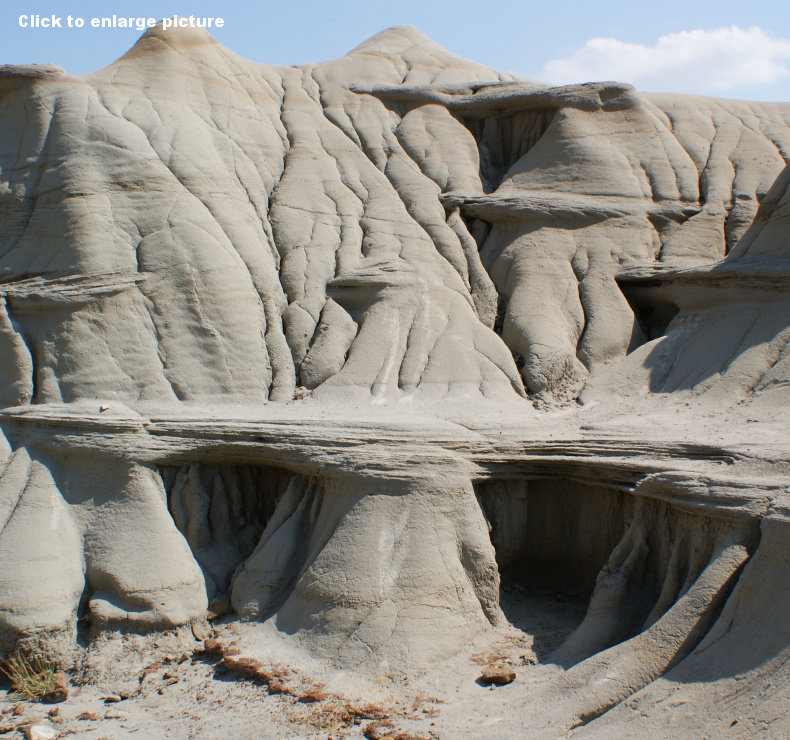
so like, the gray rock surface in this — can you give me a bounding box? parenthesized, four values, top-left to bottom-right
(1, 23, 790, 735)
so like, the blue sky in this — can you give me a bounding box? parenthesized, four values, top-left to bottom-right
(2, 0, 789, 100)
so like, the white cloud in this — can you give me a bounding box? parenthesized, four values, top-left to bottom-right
(538, 26, 790, 97)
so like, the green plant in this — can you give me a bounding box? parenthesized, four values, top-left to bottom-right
(0, 652, 59, 701)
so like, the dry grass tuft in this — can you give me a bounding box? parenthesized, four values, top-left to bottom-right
(0, 652, 61, 701)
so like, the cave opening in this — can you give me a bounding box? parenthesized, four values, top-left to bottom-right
(159, 462, 293, 604)
(617, 279, 681, 343)
(461, 107, 559, 193)
(475, 476, 758, 665)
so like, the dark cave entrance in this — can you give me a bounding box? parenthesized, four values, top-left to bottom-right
(474, 476, 757, 664)
(159, 462, 293, 603)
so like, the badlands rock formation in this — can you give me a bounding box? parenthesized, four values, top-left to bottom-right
(1, 23, 790, 735)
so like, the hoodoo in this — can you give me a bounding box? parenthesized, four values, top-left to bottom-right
(1, 23, 790, 737)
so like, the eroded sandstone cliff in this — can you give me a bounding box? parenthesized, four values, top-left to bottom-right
(2, 24, 790, 736)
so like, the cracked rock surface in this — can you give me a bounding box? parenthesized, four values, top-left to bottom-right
(2, 23, 790, 737)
